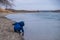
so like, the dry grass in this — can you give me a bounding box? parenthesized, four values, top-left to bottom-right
(0, 8, 13, 13)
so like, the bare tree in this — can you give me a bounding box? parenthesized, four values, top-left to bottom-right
(0, 0, 13, 8)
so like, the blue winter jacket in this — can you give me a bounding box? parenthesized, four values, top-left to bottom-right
(13, 21, 24, 33)
(14, 22, 21, 31)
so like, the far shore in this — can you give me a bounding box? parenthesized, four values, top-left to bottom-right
(0, 8, 60, 13)
(6, 9, 60, 13)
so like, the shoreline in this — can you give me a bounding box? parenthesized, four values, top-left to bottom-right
(0, 13, 23, 40)
(0, 8, 60, 13)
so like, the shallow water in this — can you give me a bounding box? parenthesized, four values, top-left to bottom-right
(6, 12, 60, 40)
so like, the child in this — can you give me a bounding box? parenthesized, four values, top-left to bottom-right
(13, 21, 24, 36)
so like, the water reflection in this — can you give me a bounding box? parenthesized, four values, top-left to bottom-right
(6, 12, 60, 40)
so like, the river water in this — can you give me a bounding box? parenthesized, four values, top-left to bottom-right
(6, 12, 60, 40)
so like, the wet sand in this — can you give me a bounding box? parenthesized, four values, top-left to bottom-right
(0, 13, 23, 40)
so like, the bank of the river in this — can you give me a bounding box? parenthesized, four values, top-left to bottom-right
(0, 8, 13, 13)
(0, 13, 23, 40)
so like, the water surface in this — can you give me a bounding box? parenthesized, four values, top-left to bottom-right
(6, 12, 60, 40)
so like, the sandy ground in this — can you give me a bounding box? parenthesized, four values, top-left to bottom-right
(0, 13, 24, 40)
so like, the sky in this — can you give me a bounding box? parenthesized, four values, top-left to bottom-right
(13, 0, 60, 10)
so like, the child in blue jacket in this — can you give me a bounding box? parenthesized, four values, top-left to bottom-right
(13, 21, 24, 36)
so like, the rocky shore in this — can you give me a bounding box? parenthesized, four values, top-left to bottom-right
(0, 13, 24, 40)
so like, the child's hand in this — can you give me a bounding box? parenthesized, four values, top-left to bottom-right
(22, 32, 24, 36)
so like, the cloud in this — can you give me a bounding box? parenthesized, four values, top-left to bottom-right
(14, 0, 60, 10)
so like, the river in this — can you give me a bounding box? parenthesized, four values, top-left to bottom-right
(6, 12, 60, 40)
